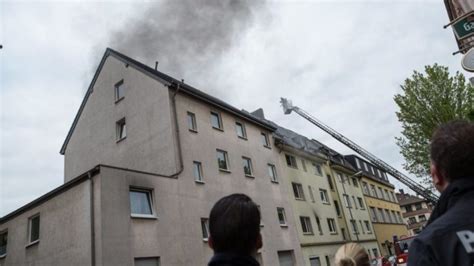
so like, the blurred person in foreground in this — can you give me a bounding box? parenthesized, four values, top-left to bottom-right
(408, 120, 474, 266)
(207, 193, 262, 266)
(334, 243, 370, 266)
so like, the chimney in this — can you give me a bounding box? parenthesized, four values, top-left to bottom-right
(251, 108, 265, 119)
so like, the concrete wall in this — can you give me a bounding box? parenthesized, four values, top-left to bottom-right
(64, 56, 178, 181)
(0, 179, 93, 266)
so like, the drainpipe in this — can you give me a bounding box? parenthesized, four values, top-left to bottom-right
(170, 80, 184, 177)
(88, 171, 96, 266)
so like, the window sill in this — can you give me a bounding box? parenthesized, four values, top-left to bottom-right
(245, 174, 255, 178)
(212, 127, 224, 132)
(116, 136, 127, 143)
(322, 202, 330, 205)
(280, 224, 288, 228)
(26, 240, 39, 249)
(263, 145, 272, 149)
(219, 169, 231, 173)
(238, 136, 248, 140)
(303, 232, 314, 235)
(295, 198, 306, 201)
(195, 180, 205, 185)
(270, 180, 279, 184)
(131, 214, 158, 220)
(189, 129, 198, 133)
(115, 97, 124, 104)
(330, 232, 338, 235)
(203, 238, 209, 242)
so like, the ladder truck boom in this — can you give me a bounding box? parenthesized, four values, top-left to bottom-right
(280, 98, 439, 204)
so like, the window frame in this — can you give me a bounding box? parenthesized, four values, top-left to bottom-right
(193, 161, 204, 183)
(210, 111, 223, 130)
(277, 207, 287, 227)
(27, 213, 40, 246)
(0, 230, 7, 257)
(357, 197, 365, 209)
(129, 187, 156, 219)
(313, 163, 323, 176)
(285, 154, 298, 168)
(216, 149, 230, 172)
(364, 220, 372, 233)
(300, 216, 314, 235)
(242, 156, 253, 177)
(319, 189, 329, 204)
(114, 79, 125, 103)
(292, 182, 305, 200)
(187, 112, 197, 132)
(116, 118, 127, 142)
(201, 218, 210, 241)
(235, 121, 247, 139)
(334, 200, 342, 217)
(268, 164, 278, 183)
(308, 186, 315, 202)
(327, 218, 337, 234)
(261, 132, 271, 148)
(327, 174, 334, 190)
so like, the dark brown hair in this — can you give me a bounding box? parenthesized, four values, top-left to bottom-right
(209, 194, 261, 255)
(430, 120, 474, 181)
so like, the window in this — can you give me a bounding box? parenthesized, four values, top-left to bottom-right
(310, 257, 321, 266)
(370, 184, 377, 197)
(210, 111, 222, 130)
(277, 207, 287, 226)
(405, 205, 413, 212)
(359, 220, 365, 234)
(362, 182, 369, 195)
(415, 203, 422, 210)
(292, 183, 305, 200)
(355, 157, 361, 169)
(242, 157, 253, 176)
(268, 164, 278, 183)
(235, 122, 246, 139)
(363, 161, 368, 171)
(408, 217, 417, 225)
(327, 218, 337, 233)
(391, 211, 397, 223)
(201, 218, 210, 240)
(216, 150, 229, 171)
(114, 80, 124, 102)
(385, 209, 392, 223)
(315, 215, 323, 235)
(257, 205, 264, 227)
(308, 186, 315, 202)
(116, 118, 126, 141)
(327, 175, 334, 190)
(325, 256, 330, 266)
(391, 191, 397, 202)
(377, 169, 382, 177)
(364, 220, 372, 233)
(285, 154, 297, 168)
(300, 159, 307, 172)
(419, 214, 427, 222)
(378, 208, 385, 222)
(397, 212, 403, 223)
(357, 197, 365, 209)
(28, 214, 40, 244)
(334, 201, 341, 217)
(337, 173, 344, 183)
(352, 196, 358, 209)
(313, 163, 323, 176)
(370, 207, 378, 222)
(0, 230, 7, 257)
(129, 188, 155, 217)
(352, 177, 358, 187)
(372, 248, 379, 258)
(135, 257, 160, 266)
(341, 228, 347, 240)
(187, 112, 197, 132)
(378, 187, 384, 199)
(320, 189, 329, 204)
(300, 216, 313, 234)
(384, 189, 390, 201)
(278, 250, 295, 266)
(261, 132, 270, 147)
(350, 220, 358, 234)
(193, 161, 204, 182)
(343, 194, 351, 208)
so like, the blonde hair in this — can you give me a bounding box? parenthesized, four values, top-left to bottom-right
(334, 243, 370, 266)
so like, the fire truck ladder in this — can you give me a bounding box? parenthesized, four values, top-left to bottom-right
(280, 98, 439, 204)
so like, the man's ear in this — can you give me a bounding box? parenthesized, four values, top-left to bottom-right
(208, 236, 214, 250)
(256, 233, 263, 250)
(431, 163, 449, 192)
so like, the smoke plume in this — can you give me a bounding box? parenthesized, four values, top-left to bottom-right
(111, 0, 265, 80)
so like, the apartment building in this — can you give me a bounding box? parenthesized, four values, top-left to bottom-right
(0, 48, 305, 266)
(345, 155, 408, 257)
(326, 154, 379, 259)
(264, 119, 348, 266)
(396, 190, 432, 236)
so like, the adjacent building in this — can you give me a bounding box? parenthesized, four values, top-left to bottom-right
(345, 155, 408, 257)
(396, 190, 432, 236)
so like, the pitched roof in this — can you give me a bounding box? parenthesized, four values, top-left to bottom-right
(60, 48, 276, 155)
(396, 192, 425, 206)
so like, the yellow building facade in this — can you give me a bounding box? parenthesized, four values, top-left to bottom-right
(345, 155, 408, 257)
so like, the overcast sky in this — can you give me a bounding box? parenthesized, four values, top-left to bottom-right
(0, 0, 468, 216)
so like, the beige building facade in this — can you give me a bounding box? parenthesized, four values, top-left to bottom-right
(396, 191, 432, 236)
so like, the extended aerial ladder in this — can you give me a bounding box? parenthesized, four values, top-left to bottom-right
(280, 98, 439, 204)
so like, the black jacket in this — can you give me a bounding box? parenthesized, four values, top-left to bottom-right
(408, 178, 474, 266)
(208, 253, 260, 266)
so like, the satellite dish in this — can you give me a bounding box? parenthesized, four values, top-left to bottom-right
(461, 47, 474, 72)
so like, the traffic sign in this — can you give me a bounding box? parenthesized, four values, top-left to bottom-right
(461, 47, 474, 72)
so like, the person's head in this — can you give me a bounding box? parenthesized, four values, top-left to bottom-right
(334, 243, 370, 266)
(430, 120, 474, 192)
(208, 193, 262, 256)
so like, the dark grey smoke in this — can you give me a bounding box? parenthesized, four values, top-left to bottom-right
(111, 0, 265, 79)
